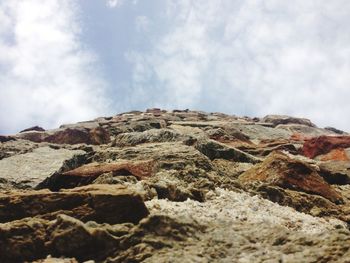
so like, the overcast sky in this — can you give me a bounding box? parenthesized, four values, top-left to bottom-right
(1, 0, 350, 134)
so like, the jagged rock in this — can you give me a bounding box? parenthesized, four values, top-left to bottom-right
(107, 215, 205, 262)
(277, 124, 335, 139)
(93, 142, 213, 172)
(16, 127, 110, 145)
(20, 126, 45, 133)
(316, 148, 350, 161)
(41, 160, 157, 190)
(0, 214, 132, 262)
(234, 139, 299, 157)
(319, 161, 350, 185)
(0, 147, 86, 190)
(262, 115, 316, 127)
(194, 138, 260, 163)
(2, 109, 350, 262)
(238, 151, 343, 204)
(113, 128, 193, 147)
(0, 184, 149, 224)
(325, 126, 347, 135)
(45, 127, 110, 145)
(0, 135, 15, 143)
(303, 135, 350, 159)
(0, 139, 38, 160)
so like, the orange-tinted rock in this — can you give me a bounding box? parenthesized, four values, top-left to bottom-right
(63, 160, 156, 179)
(320, 148, 350, 161)
(40, 160, 157, 190)
(290, 132, 310, 142)
(238, 151, 343, 204)
(302, 135, 350, 159)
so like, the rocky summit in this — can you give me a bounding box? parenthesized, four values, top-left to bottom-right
(1, 109, 350, 262)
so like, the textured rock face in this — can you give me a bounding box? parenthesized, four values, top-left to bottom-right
(0, 184, 149, 224)
(0, 147, 86, 190)
(1, 109, 350, 262)
(238, 151, 343, 204)
(303, 135, 350, 159)
(262, 114, 316, 127)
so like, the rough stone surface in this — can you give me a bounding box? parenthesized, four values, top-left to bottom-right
(1, 109, 350, 262)
(262, 114, 316, 127)
(303, 135, 350, 159)
(0, 184, 149, 224)
(238, 151, 343, 204)
(0, 147, 86, 190)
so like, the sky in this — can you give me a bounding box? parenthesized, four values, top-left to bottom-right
(1, 0, 350, 134)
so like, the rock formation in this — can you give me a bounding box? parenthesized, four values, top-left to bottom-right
(0, 109, 349, 262)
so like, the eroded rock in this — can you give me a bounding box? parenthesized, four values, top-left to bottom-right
(0, 147, 86, 190)
(238, 151, 343, 204)
(303, 135, 350, 159)
(0, 184, 149, 224)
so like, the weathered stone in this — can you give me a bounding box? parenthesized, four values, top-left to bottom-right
(194, 138, 260, 163)
(16, 127, 110, 145)
(317, 148, 350, 161)
(0, 147, 86, 190)
(238, 151, 343, 204)
(15, 130, 49, 142)
(0, 184, 149, 224)
(324, 126, 347, 135)
(42, 160, 157, 190)
(113, 128, 193, 147)
(318, 161, 350, 185)
(93, 142, 213, 172)
(303, 135, 350, 159)
(0, 135, 15, 143)
(0, 214, 131, 262)
(2, 109, 350, 262)
(45, 127, 110, 145)
(262, 115, 316, 127)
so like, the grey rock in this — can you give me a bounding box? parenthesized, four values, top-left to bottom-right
(0, 147, 86, 189)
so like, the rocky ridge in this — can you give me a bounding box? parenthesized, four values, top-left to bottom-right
(0, 109, 350, 262)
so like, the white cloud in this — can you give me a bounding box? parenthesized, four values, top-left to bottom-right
(0, 0, 109, 134)
(135, 16, 150, 32)
(127, 0, 350, 131)
(106, 0, 123, 8)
